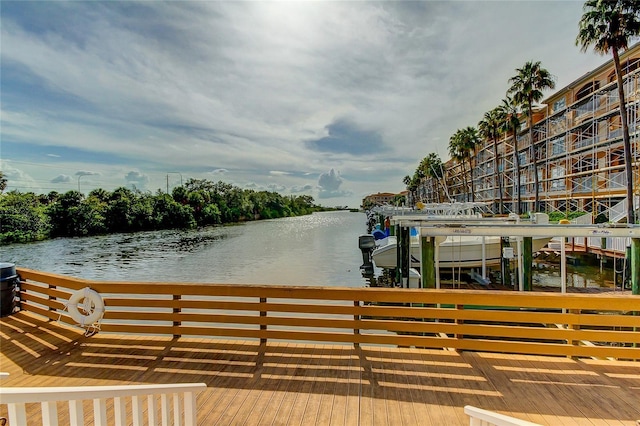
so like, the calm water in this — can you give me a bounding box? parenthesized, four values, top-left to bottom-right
(1, 210, 618, 290)
(1, 211, 369, 287)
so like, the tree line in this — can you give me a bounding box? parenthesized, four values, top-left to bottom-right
(405, 0, 640, 222)
(0, 177, 326, 244)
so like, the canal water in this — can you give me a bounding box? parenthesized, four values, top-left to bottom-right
(1, 210, 619, 290)
(1, 211, 369, 287)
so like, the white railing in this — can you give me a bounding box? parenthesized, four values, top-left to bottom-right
(465, 405, 541, 426)
(0, 382, 206, 426)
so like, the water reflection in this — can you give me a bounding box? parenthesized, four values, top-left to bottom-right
(2, 212, 368, 287)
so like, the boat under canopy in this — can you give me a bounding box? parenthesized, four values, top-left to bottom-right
(371, 234, 551, 269)
(370, 208, 552, 270)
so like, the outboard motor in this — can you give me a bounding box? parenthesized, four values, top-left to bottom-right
(359, 234, 376, 274)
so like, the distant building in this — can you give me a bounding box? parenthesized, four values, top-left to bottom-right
(362, 192, 402, 208)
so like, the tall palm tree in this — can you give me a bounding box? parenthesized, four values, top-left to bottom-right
(449, 130, 470, 202)
(508, 61, 556, 213)
(479, 108, 505, 214)
(460, 126, 481, 203)
(449, 128, 479, 202)
(402, 174, 419, 206)
(402, 175, 412, 206)
(576, 0, 640, 224)
(500, 96, 523, 214)
(418, 152, 448, 202)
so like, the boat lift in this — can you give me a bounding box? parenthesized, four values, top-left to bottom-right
(391, 216, 640, 294)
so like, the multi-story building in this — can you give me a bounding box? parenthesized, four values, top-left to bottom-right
(362, 191, 406, 208)
(419, 43, 640, 222)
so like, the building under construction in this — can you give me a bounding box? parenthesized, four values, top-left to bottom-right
(418, 44, 640, 226)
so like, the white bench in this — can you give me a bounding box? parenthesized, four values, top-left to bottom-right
(0, 382, 206, 426)
(465, 405, 541, 426)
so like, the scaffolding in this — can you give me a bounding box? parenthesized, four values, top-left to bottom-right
(418, 58, 640, 228)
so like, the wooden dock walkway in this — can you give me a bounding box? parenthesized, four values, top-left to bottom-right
(1, 312, 639, 425)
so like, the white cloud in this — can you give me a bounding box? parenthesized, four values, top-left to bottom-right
(0, 161, 40, 192)
(51, 174, 72, 183)
(75, 170, 100, 177)
(291, 184, 313, 194)
(125, 171, 149, 187)
(318, 168, 351, 199)
(0, 2, 611, 207)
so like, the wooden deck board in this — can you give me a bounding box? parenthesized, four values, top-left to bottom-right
(2, 312, 639, 425)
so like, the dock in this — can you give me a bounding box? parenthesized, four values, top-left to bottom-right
(1, 311, 639, 425)
(1, 268, 639, 425)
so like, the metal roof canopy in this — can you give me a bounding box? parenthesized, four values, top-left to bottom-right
(389, 218, 640, 294)
(414, 223, 640, 239)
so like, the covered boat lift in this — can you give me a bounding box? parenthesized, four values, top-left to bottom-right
(391, 216, 640, 294)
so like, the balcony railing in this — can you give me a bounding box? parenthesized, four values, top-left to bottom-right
(0, 383, 207, 426)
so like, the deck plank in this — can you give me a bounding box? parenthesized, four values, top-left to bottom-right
(2, 312, 640, 426)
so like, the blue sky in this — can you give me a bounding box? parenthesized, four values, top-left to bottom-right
(1, 1, 612, 208)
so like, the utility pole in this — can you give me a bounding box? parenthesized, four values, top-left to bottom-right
(166, 172, 183, 194)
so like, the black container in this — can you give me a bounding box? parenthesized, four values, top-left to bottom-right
(0, 262, 19, 317)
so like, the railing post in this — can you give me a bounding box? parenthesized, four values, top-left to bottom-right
(354, 300, 360, 347)
(568, 308, 580, 359)
(260, 297, 267, 344)
(173, 294, 181, 339)
(455, 304, 463, 351)
(48, 282, 56, 321)
(632, 238, 640, 295)
(523, 237, 533, 291)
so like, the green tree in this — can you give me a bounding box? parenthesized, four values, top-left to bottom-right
(88, 188, 110, 203)
(0, 191, 50, 243)
(499, 96, 523, 214)
(47, 190, 102, 237)
(577, 0, 640, 223)
(152, 194, 196, 229)
(508, 61, 556, 212)
(479, 107, 505, 214)
(105, 187, 135, 232)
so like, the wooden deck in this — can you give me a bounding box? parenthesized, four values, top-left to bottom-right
(1, 312, 639, 425)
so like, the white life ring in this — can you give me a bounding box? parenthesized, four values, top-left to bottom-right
(67, 287, 105, 327)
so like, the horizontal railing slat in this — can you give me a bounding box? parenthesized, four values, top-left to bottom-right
(17, 268, 639, 310)
(15, 267, 640, 360)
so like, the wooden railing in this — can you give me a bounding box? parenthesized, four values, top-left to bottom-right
(0, 382, 206, 426)
(15, 268, 640, 360)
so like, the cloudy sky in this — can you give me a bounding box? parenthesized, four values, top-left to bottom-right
(1, 1, 612, 208)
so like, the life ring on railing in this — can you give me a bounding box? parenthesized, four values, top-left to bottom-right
(67, 287, 105, 326)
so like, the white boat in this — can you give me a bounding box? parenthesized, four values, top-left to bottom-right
(371, 234, 551, 269)
(370, 208, 552, 270)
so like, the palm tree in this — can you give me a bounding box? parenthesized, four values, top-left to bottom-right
(420, 152, 451, 203)
(419, 153, 448, 202)
(508, 61, 556, 213)
(402, 174, 419, 206)
(479, 108, 505, 214)
(500, 96, 523, 214)
(449, 130, 470, 202)
(460, 126, 481, 203)
(576, 0, 640, 224)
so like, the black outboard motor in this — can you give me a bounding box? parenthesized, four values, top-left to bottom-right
(0, 263, 19, 317)
(358, 234, 376, 274)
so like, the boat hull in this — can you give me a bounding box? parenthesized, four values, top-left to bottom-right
(371, 235, 550, 269)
